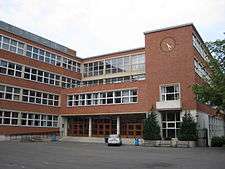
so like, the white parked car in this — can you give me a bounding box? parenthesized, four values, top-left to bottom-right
(107, 134, 122, 146)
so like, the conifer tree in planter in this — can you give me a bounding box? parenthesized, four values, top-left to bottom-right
(143, 112, 161, 140)
(178, 112, 197, 141)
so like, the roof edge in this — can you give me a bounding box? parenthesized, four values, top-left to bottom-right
(0, 20, 78, 58)
(84, 47, 145, 60)
(144, 23, 194, 35)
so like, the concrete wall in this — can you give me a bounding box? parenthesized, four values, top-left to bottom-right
(196, 111, 224, 146)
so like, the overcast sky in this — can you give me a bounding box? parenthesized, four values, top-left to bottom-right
(0, 0, 224, 58)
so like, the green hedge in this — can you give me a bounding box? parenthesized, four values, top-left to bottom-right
(211, 136, 225, 147)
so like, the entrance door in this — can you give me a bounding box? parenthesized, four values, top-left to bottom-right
(161, 111, 181, 139)
(121, 123, 143, 138)
(96, 123, 111, 136)
(68, 117, 89, 136)
(92, 119, 112, 137)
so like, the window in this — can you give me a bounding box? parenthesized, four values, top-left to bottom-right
(32, 47, 39, 59)
(122, 90, 129, 103)
(68, 89, 138, 107)
(107, 92, 113, 104)
(0, 85, 5, 99)
(0, 110, 19, 125)
(83, 54, 145, 77)
(131, 54, 145, 72)
(0, 59, 80, 88)
(162, 111, 181, 139)
(0, 34, 81, 73)
(0, 84, 59, 107)
(1, 86, 21, 101)
(194, 59, 210, 81)
(82, 74, 145, 87)
(0, 60, 23, 78)
(61, 76, 80, 88)
(192, 35, 208, 61)
(160, 84, 180, 101)
(0, 110, 59, 128)
(26, 45, 32, 57)
(83, 61, 104, 77)
(0, 60, 7, 74)
(56, 56, 61, 66)
(115, 91, 122, 103)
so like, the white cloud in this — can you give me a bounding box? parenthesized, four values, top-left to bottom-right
(0, 0, 224, 57)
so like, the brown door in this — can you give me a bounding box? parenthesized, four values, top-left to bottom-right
(92, 119, 112, 137)
(121, 123, 143, 138)
(96, 123, 111, 136)
(68, 121, 88, 136)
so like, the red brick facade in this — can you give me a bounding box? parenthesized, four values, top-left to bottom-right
(0, 22, 221, 136)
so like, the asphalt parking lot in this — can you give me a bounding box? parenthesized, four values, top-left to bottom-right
(0, 141, 225, 169)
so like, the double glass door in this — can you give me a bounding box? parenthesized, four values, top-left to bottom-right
(92, 119, 112, 137)
(68, 117, 89, 136)
(121, 123, 143, 138)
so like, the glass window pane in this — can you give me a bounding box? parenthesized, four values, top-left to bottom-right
(166, 86, 175, 93)
(167, 112, 175, 121)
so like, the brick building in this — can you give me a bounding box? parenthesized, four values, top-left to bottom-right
(0, 20, 224, 145)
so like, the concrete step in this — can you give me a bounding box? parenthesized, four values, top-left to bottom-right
(61, 136, 143, 145)
(61, 136, 105, 143)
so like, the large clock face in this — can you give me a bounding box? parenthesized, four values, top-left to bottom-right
(160, 37, 176, 52)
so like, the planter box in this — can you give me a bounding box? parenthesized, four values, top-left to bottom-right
(157, 140, 171, 147)
(177, 141, 197, 148)
(143, 140, 171, 147)
(143, 140, 158, 147)
(143, 140, 197, 148)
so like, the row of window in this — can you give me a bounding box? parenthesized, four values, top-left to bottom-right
(0, 59, 81, 88)
(192, 35, 209, 62)
(0, 35, 81, 72)
(0, 58, 145, 88)
(68, 89, 138, 107)
(194, 59, 210, 81)
(160, 84, 180, 101)
(83, 54, 145, 77)
(0, 84, 59, 106)
(0, 110, 58, 127)
(82, 74, 145, 86)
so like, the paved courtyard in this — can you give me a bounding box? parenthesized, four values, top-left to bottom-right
(0, 141, 225, 169)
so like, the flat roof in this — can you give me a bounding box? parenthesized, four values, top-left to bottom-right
(83, 47, 145, 60)
(0, 20, 76, 57)
(144, 23, 194, 35)
(0, 21, 206, 61)
(143, 22, 208, 52)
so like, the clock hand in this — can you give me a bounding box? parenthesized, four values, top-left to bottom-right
(166, 43, 172, 50)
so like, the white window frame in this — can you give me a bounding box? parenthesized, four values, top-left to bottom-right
(0, 58, 81, 88)
(0, 34, 81, 73)
(162, 111, 181, 138)
(192, 34, 209, 62)
(160, 83, 180, 101)
(0, 83, 60, 107)
(67, 88, 138, 107)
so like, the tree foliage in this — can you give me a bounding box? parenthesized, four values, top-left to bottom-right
(177, 112, 197, 141)
(193, 38, 225, 110)
(206, 39, 225, 71)
(143, 112, 161, 140)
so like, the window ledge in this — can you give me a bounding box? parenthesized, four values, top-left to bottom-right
(156, 99, 181, 110)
